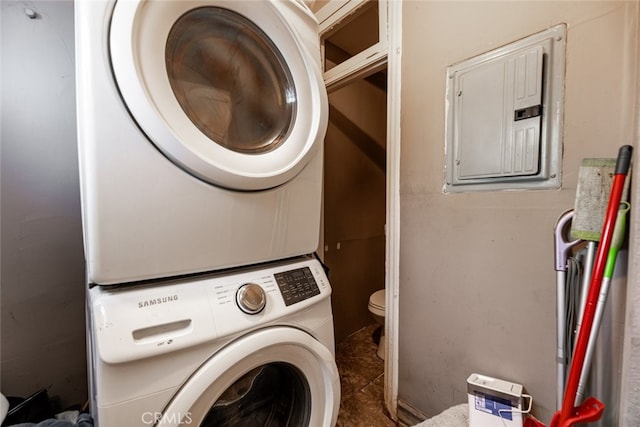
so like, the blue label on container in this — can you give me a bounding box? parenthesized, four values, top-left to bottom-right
(474, 391, 513, 421)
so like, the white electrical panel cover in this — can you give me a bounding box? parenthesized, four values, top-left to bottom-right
(444, 24, 566, 193)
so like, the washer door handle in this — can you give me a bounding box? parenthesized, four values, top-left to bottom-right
(236, 283, 266, 314)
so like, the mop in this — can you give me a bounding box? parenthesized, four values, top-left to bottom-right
(525, 145, 633, 427)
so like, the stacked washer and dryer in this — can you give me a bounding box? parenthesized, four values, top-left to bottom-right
(74, 0, 339, 426)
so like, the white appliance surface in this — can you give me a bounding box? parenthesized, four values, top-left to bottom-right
(87, 256, 340, 427)
(467, 374, 524, 427)
(75, 0, 328, 284)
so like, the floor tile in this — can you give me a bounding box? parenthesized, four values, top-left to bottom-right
(335, 324, 396, 427)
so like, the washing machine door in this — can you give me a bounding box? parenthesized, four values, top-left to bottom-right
(156, 327, 340, 427)
(110, 0, 328, 191)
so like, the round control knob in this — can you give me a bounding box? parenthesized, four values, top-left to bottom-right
(236, 283, 266, 315)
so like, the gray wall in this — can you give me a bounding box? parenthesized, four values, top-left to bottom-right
(1, 0, 87, 408)
(398, 1, 638, 423)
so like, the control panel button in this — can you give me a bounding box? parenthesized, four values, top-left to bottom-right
(275, 267, 320, 306)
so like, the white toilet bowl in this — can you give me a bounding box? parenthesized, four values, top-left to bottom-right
(368, 289, 386, 359)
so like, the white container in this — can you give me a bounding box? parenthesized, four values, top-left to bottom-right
(467, 373, 524, 427)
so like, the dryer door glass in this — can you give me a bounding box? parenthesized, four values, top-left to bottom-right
(201, 363, 310, 426)
(166, 7, 296, 154)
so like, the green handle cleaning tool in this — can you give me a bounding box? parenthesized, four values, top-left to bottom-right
(574, 201, 630, 406)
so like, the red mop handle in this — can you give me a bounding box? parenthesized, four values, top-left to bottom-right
(553, 145, 633, 426)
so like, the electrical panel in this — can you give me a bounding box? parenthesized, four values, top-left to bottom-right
(444, 24, 566, 193)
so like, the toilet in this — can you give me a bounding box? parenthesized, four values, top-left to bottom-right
(368, 289, 386, 359)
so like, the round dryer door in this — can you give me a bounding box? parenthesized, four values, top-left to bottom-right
(110, 0, 328, 190)
(156, 327, 340, 426)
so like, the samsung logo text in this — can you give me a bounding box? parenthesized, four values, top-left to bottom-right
(138, 295, 179, 309)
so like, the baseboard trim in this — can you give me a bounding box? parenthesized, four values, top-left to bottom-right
(397, 399, 428, 426)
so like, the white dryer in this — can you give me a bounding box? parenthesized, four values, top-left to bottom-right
(75, 0, 328, 285)
(87, 256, 340, 427)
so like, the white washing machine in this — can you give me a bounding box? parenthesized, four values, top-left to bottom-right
(75, 0, 328, 285)
(87, 255, 340, 427)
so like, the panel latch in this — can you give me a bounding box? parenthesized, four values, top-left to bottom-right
(514, 105, 542, 121)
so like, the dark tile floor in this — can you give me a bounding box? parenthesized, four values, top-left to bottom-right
(335, 323, 397, 427)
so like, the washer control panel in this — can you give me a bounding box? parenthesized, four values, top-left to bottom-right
(88, 256, 332, 363)
(275, 267, 320, 306)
